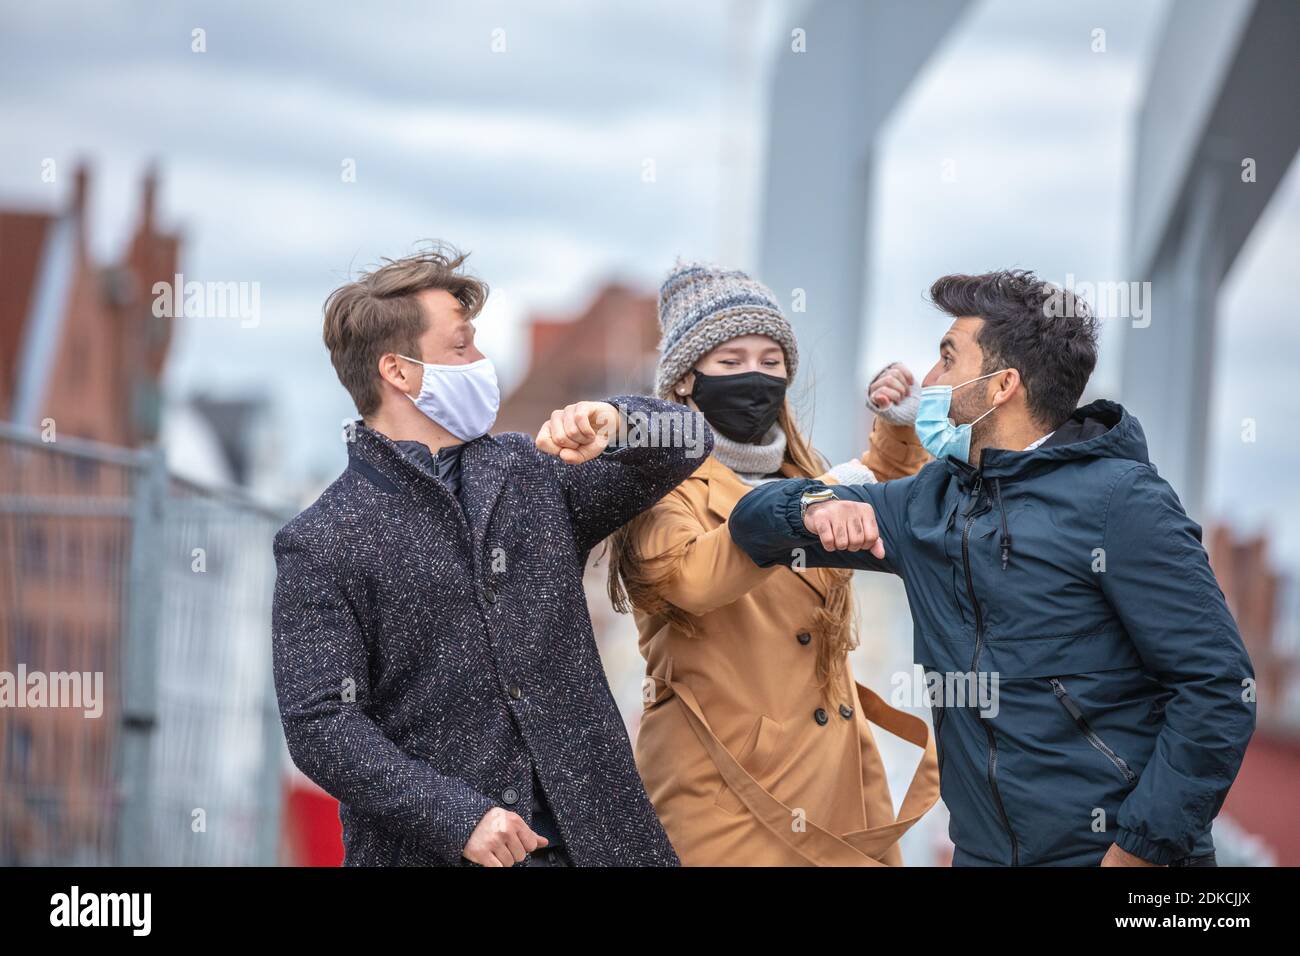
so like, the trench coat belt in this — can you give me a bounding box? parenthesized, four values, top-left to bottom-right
(647, 658, 940, 866)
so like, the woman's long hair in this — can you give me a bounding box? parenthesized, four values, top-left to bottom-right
(605, 395, 859, 697)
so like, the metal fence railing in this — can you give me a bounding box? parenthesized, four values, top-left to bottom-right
(0, 422, 288, 865)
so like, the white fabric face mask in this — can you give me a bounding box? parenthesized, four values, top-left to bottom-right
(398, 354, 499, 441)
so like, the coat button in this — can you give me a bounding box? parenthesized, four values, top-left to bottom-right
(796, 632, 812, 646)
(813, 707, 828, 725)
(839, 704, 854, 720)
(509, 686, 523, 700)
(484, 585, 498, 605)
(502, 787, 519, 805)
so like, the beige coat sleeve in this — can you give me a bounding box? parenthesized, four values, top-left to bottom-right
(860, 417, 929, 481)
(633, 492, 784, 618)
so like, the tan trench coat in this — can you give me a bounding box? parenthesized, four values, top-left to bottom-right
(629, 419, 940, 865)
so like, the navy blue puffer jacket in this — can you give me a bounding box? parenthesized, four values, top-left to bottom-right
(730, 401, 1256, 866)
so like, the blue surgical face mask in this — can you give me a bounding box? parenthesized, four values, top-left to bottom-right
(915, 369, 1008, 463)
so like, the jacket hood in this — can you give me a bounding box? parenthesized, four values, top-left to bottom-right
(946, 399, 1149, 483)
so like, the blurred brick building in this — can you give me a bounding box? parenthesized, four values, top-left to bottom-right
(0, 163, 177, 445)
(0, 163, 179, 862)
(495, 283, 661, 434)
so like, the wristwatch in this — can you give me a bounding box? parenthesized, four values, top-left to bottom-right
(798, 486, 838, 525)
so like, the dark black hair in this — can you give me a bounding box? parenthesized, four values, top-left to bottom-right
(928, 269, 1098, 431)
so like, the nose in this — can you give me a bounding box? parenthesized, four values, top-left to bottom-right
(922, 364, 943, 388)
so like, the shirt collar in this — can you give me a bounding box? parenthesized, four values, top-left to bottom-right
(394, 439, 466, 492)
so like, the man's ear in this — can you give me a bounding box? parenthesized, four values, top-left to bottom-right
(994, 368, 1021, 405)
(378, 353, 414, 395)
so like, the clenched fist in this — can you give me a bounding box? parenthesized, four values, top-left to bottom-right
(804, 499, 886, 559)
(535, 400, 621, 464)
(463, 807, 548, 867)
(868, 362, 915, 409)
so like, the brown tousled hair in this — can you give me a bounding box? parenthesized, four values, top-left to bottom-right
(323, 241, 490, 417)
(606, 397, 859, 697)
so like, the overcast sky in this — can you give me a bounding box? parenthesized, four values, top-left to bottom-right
(2, 0, 1297, 570)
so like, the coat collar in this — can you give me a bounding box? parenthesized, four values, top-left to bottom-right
(347, 423, 514, 557)
(698, 455, 803, 522)
(940, 400, 1145, 487)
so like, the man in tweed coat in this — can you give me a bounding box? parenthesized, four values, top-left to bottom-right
(271, 245, 710, 866)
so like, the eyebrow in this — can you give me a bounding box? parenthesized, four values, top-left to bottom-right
(940, 335, 957, 352)
(715, 344, 783, 354)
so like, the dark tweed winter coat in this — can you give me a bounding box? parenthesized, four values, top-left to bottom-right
(271, 395, 711, 866)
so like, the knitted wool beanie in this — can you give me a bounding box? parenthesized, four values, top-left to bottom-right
(653, 260, 799, 400)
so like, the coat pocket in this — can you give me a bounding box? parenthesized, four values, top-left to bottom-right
(714, 714, 784, 814)
(1048, 678, 1138, 784)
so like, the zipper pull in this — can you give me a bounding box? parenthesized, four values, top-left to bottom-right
(962, 475, 984, 518)
(1050, 679, 1086, 722)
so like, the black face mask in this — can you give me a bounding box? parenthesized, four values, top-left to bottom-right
(689, 368, 788, 444)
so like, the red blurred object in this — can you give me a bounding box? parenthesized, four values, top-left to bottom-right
(1222, 731, 1300, 866)
(283, 774, 344, 867)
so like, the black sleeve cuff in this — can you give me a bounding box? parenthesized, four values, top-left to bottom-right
(782, 480, 831, 537)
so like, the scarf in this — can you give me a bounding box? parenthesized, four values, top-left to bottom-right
(710, 421, 788, 485)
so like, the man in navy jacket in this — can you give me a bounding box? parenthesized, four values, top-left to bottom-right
(271, 245, 710, 866)
(729, 270, 1255, 866)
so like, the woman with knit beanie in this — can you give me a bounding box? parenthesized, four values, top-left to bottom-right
(606, 261, 940, 866)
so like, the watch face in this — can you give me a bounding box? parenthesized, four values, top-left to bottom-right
(801, 489, 834, 517)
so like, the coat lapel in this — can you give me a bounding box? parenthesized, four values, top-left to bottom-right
(459, 434, 513, 560)
(704, 457, 748, 523)
(703, 456, 831, 601)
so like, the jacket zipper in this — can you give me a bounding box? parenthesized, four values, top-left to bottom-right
(1049, 678, 1138, 783)
(961, 475, 1020, 865)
